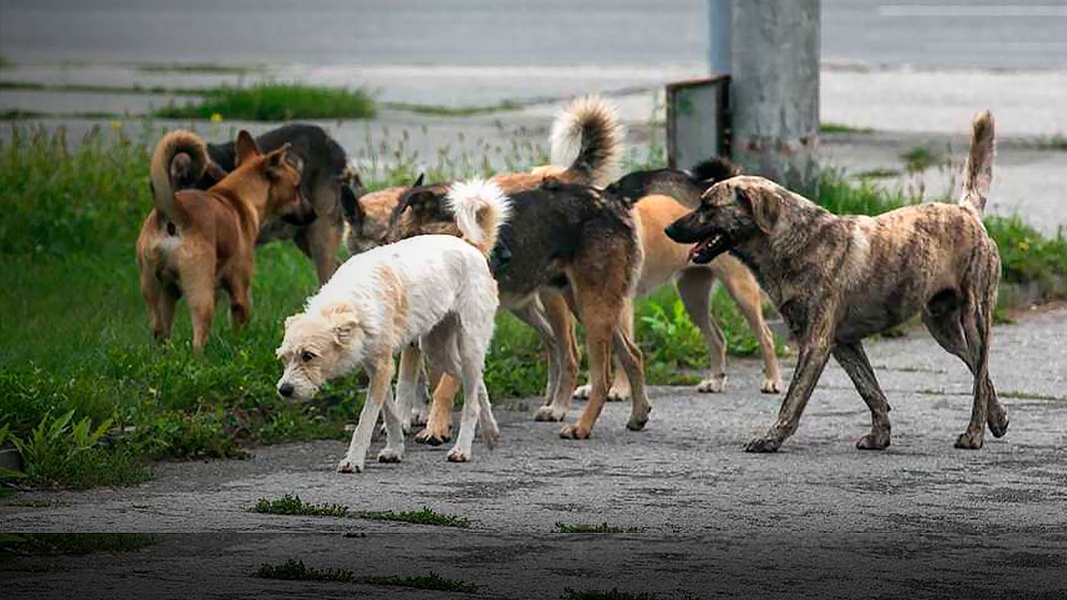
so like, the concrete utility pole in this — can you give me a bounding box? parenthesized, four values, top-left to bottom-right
(729, 0, 820, 195)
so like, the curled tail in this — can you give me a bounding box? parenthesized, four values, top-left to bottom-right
(550, 95, 624, 187)
(960, 110, 995, 213)
(149, 130, 210, 221)
(446, 179, 511, 256)
(690, 156, 741, 182)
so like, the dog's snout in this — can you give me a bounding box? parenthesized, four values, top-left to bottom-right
(278, 382, 295, 398)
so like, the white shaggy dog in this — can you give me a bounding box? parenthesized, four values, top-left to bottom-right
(276, 179, 509, 472)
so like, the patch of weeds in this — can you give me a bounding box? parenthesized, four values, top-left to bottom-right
(0, 109, 46, 120)
(255, 558, 354, 582)
(554, 522, 644, 534)
(385, 100, 522, 117)
(156, 83, 375, 121)
(1029, 135, 1067, 151)
(999, 391, 1064, 401)
(0, 533, 156, 556)
(358, 506, 470, 528)
(251, 493, 349, 517)
(900, 144, 948, 174)
(362, 572, 478, 593)
(0, 411, 150, 489)
(855, 167, 901, 179)
(821, 122, 873, 134)
(0, 56, 12, 69)
(562, 588, 662, 600)
(134, 62, 263, 75)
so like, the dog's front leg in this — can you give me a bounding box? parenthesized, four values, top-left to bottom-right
(745, 334, 832, 453)
(338, 357, 400, 473)
(832, 341, 891, 450)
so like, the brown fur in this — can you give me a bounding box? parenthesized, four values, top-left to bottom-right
(136, 131, 306, 351)
(665, 112, 1005, 452)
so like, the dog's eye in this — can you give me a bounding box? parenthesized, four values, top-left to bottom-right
(301, 351, 315, 363)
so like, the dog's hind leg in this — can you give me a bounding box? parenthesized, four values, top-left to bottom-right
(512, 298, 562, 410)
(142, 273, 177, 342)
(476, 380, 500, 449)
(395, 343, 424, 433)
(419, 320, 463, 447)
(714, 258, 782, 394)
(182, 266, 216, 353)
(612, 296, 651, 432)
(416, 375, 458, 445)
(559, 281, 624, 440)
(301, 211, 342, 285)
(676, 267, 729, 393)
(446, 311, 495, 462)
(832, 341, 891, 450)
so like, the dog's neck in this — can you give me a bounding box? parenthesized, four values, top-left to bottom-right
(209, 170, 271, 236)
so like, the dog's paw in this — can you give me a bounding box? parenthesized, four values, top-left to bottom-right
(856, 432, 890, 450)
(571, 385, 592, 400)
(954, 430, 984, 450)
(760, 378, 781, 394)
(606, 386, 631, 402)
(412, 407, 429, 427)
(534, 405, 567, 422)
(377, 448, 403, 464)
(626, 403, 651, 432)
(446, 447, 471, 463)
(988, 405, 1009, 438)
(414, 429, 451, 446)
(337, 458, 364, 474)
(480, 425, 501, 449)
(559, 424, 591, 440)
(743, 436, 781, 453)
(696, 376, 727, 394)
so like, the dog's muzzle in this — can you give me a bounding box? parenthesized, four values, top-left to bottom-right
(278, 382, 295, 398)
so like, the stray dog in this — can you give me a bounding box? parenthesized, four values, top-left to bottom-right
(342, 95, 624, 442)
(391, 177, 648, 441)
(571, 157, 782, 400)
(276, 179, 509, 471)
(154, 123, 348, 284)
(666, 111, 1006, 452)
(137, 130, 306, 351)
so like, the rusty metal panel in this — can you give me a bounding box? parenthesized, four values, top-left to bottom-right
(666, 75, 730, 170)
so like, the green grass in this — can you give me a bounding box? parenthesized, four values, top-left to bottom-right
(134, 63, 263, 75)
(0, 80, 209, 96)
(1030, 134, 1067, 151)
(554, 522, 644, 534)
(385, 100, 523, 117)
(155, 83, 375, 121)
(0, 533, 156, 557)
(562, 589, 663, 600)
(0, 56, 13, 69)
(255, 559, 476, 592)
(251, 494, 349, 517)
(820, 122, 873, 134)
(255, 558, 355, 583)
(854, 167, 901, 179)
(358, 506, 470, 528)
(900, 144, 948, 173)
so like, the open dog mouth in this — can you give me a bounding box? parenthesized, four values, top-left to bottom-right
(689, 234, 730, 264)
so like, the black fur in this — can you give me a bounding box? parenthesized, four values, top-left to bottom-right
(603, 156, 740, 210)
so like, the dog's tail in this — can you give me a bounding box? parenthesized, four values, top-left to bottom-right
(149, 130, 211, 222)
(550, 95, 624, 187)
(960, 110, 995, 213)
(446, 179, 511, 256)
(690, 156, 741, 183)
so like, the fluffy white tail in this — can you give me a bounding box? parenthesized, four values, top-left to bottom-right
(960, 110, 995, 213)
(446, 179, 511, 255)
(149, 130, 210, 222)
(549, 95, 624, 187)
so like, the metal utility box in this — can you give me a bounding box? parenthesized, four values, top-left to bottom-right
(665, 75, 730, 170)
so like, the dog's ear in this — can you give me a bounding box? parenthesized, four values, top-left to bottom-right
(736, 185, 780, 234)
(321, 303, 358, 346)
(412, 173, 424, 187)
(340, 181, 366, 225)
(391, 188, 441, 228)
(235, 130, 260, 167)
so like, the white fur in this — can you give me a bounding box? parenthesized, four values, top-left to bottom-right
(549, 94, 624, 186)
(276, 234, 501, 472)
(446, 178, 511, 247)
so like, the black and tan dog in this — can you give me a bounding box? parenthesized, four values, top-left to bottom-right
(569, 157, 781, 402)
(154, 123, 348, 284)
(391, 178, 649, 441)
(137, 130, 306, 351)
(666, 111, 1006, 452)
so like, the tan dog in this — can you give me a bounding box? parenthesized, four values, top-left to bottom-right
(666, 111, 1006, 452)
(137, 130, 306, 351)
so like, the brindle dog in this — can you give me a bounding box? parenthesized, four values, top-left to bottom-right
(665, 111, 1007, 452)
